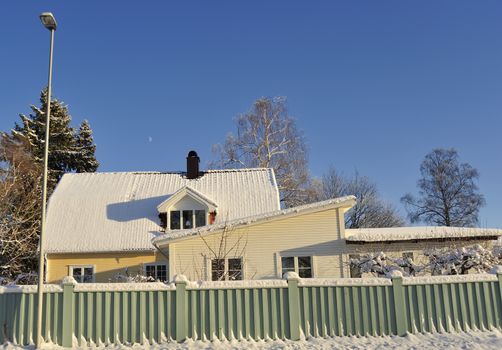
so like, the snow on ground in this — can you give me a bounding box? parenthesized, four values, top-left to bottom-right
(3, 330, 502, 350)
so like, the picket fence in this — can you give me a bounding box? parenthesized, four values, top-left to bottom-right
(0, 271, 501, 347)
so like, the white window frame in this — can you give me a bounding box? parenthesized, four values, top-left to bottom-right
(210, 257, 244, 281)
(279, 255, 315, 278)
(144, 263, 168, 281)
(69, 265, 95, 283)
(169, 209, 207, 230)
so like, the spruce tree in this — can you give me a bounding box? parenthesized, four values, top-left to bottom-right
(0, 89, 99, 281)
(76, 120, 99, 172)
(11, 89, 98, 191)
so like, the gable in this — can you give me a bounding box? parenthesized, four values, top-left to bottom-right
(156, 186, 217, 213)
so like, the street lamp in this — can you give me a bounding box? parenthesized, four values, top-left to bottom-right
(36, 11, 57, 349)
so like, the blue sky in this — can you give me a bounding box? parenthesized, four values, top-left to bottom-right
(1, 1, 501, 227)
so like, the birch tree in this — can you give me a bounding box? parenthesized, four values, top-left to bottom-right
(401, 148, 485, 227)
(213, 97, 311, 207)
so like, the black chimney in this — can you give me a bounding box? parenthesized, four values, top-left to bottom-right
(186, 150, 200, 179)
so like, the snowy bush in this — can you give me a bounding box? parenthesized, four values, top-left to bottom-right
(350, 252, 410, 278)
(425, 244, 499, 275)
(0, 272, 38, 286)
(350, 244, 500, 278)
(109, 269, 155, 283)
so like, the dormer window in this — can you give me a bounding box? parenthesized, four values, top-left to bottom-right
(170, 209, 206, 230)
(157, 186, 217, 231)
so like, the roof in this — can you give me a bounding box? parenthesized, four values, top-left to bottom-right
(153, 195, 356, 245)
(345, 226, 502, 244)
(45, 168, 280, 253)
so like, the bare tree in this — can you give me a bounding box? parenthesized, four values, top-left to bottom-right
(197, 225, 250, 281)
(212, 97, 311, 207)
(320, 168, 404, 228)
(0, 135, 42, 282)
(401, 148, 485, 227)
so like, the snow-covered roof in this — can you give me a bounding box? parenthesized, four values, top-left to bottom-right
(45, 168, 280, 253)
(345, 226, 502, 243)
(153, 195, 356, 245)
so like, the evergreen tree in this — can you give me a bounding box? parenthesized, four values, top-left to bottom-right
(76, 120, 99, 172)
(0, 89, 99, 281)
(11, 89, 98, 191)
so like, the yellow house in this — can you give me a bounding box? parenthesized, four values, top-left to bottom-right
(45, 151, 281, 283)
(44, 151, 502, 283)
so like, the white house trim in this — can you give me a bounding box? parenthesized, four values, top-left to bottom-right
(156, 186, 218, 213)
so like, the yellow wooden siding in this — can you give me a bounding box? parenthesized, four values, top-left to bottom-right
(171, 208, 348, 280)
(46, 251, 168, 283)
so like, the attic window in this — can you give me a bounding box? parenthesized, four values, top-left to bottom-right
(170, 210, 206, 230)
(159, 213, 167, 229)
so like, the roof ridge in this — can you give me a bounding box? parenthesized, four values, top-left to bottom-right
(62, 168, 272, 176)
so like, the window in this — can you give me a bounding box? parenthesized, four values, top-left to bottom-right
(281, 256, 313, 278)
(70, 266, 94, 283)
(170, 211, 180, 230)
(349, 254, 362, 278)
(228, 258, 242, 280)
(159, 212, 167, 229)
(169, 210, 206, 230)
(182, 210, 192, 228)
(195, 210, 206, 227)
(281, 257, 295, 274)
(145, 264, 168, 282)
(211, 259, 225, 281)
(211, 258, 243, 281)
(298, 256, 312, 278)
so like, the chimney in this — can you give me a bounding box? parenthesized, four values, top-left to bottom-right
(186, 150, 200, 179)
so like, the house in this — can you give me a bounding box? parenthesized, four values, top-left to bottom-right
(44, 151, 280, 283)
(44, 151, 502, 283)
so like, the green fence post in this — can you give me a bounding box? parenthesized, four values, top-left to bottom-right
(391, 271, 406, 336)
(495, 266, 502, 293)
(175, 275, 188, 342)
(286, 272, 301, 340)
(495, 266, 502, 326)
(61, 276, 77, 347)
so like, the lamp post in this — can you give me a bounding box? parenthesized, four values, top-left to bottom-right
(36, 12, 57, 349)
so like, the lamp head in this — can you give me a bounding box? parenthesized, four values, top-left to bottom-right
(40, 12, 57, 31)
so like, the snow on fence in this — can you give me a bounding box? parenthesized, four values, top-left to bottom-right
(0, 270, 501, 346)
